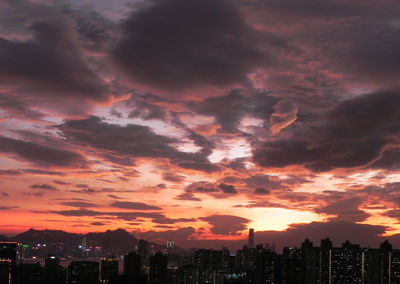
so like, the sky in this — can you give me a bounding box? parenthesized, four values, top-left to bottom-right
(1, 0, 400, 250)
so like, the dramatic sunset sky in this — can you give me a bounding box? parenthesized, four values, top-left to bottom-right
(1, 0, 400, 249)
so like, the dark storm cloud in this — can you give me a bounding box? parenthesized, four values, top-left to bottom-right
(22, 169, 66, 176)
(110, 201, 162, 211)
(49, 209, 164, 220)
(233, 200, 286, 208)
(254, 188, 271, 195)
(0, 206, 18, 210)
(0, 16, 109, 101)
(107, 194, 124, 200)
(244, 175, 286, 190)
(162, 173, 186, 183)
(59, 116, 175, 158)
(200, 214, 251, 235)
(126, 94, 168, 121)
(0, 136, 87, 168)
(218, 183, 238, 194)
(175, 192, 202, 202)
(186, 182, 219, 194)
(242, 0, 400, 84)
(112, 0, 277, 92)
(59, 116, 216, 173)
(383, 210, 400, 220)
(30, 184, 57, 191)
(60, 201, 98, 208)
(0, 95, 44, 120)
(0, 170, 21, 176)
(369, 148, 400, 170)
(177, 161, 221, 173)
(65, 7, 114, 51)
(315, 198, 370, 222)
(152, 217, 196, 224)
(191, 90, 278, 133)
(90, 222, 106, 226)
(101, 154, 135, 166)
(136, 227, 196, 241)
(253, 90, 400, 172)
(53, 180, 71, 185)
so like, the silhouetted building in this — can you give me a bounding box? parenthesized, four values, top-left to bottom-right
(281, 247, 303, 284)
(149, 252, 167, 284)
(331, 241, 363, 283)
(136, 240, 149, 267)
(221, 247, 232, 272)
(194, 249, 224, 283)
(248, 229, 254, 249)
(42, 257, 66, 284)
(167, 254, 180, 269)
(101, 257, 118, 283)
(124, 252, 141, 276)
(301, 239, 319, 284)
(167, 268, 178, 284)
(177, 265, 198, 284)
(17, 262, 43, 284)
(0, 242, 17, 284)
(236, 245, 278, 283)
(319, 238, 333, 284)
(380, 240, 392, 284)
(68, 261, 99, 284)
(365, 248, 380, 284)
(392, 249, 400, 283)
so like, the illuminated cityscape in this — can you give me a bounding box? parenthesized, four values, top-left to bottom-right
(2, 229, 400, 283)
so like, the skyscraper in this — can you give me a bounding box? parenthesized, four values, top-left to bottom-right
(0, 242, 17, 284)
(248, 228, 255, 249)
(149, 252, 167, 284)
(124, 252, 141, 277)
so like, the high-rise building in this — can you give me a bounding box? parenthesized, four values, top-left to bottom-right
(364, 248, 380, 284)
(149, 252, 167, 284)
(319, 238, 333, 284)
(380, 240, 392, 284)
(281, 247, 304, 283)
(136, 239, 149, 267)
(18, 262, 43, 284)
(42, 257, 66, 284)
(391, 249, 400, 283)
(248, 229, 255, 249)
(166, 241, 174, 249)
(301, 239, 319, 284)
(0, 242, 17, 284)
(331, 241, 363, 283)
(235, 245, 278, 283)
(68, 261, 99, 284)
(101, 257, 118, 283)
(124, 252, 141, 277)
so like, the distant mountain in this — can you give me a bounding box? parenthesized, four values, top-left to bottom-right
(85, 229, 138, 255)
(2, 228, 187, 256)
(6, 228, 154, 256)
(0, 234, 7, 241)
(13, 228, 81, 245)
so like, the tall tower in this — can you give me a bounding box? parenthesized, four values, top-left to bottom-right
(248, 228, 255, 249)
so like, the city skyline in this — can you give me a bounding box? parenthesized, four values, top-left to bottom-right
(2, 235, 400, 284)
(1, 0, 400, 249)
